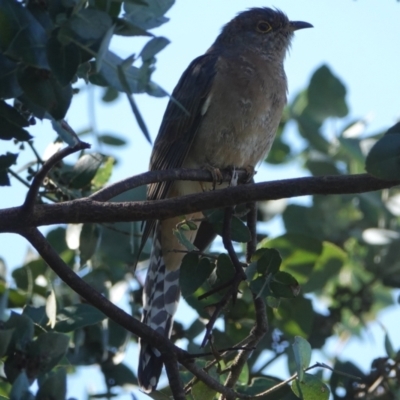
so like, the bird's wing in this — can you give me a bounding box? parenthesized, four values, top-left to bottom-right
(137, 52, 219, 260)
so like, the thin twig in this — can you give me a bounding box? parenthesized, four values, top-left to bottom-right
(201, 206, 247, 347)
(27, 141, 44, 165)
(246, 201, 257, 263)
(221, 203, 268, 396)
(7, 169, 32, 188)
(198, 277, 236, 301)
(22, 141, 90, 211)
(186, 346, 255, 359)
(163, 353, 186, 400)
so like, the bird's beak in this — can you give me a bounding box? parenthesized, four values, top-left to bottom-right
(290, 21, 313, 31)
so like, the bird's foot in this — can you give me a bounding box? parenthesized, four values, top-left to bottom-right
(244, 165, 256, 183)
(203, 164, 223, 190)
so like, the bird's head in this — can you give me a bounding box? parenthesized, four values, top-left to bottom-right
(213, 8, 312, 60)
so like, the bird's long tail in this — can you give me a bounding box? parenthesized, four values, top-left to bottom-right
(138, 221, 181, 393)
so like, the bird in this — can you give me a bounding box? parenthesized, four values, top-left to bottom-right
(137, 7, 312, 392)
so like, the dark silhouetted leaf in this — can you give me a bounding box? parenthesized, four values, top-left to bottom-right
(17, 66, 72, 120)
(47, 36, 81, 86)
(365, 122, 400, 180)
(36, 368, 66, 400)
(180, 254, 214, 298)
(0, 54, 22, 98)
(55, 304, 106, 332)
(0, 0, 49, 68)
(123, 0, 174, 30)
(306, 65, 348, 122)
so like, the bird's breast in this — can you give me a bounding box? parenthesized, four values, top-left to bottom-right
(185, 54, 287, 170)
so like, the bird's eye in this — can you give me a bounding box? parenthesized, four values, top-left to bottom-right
(256, 21, 272, 33)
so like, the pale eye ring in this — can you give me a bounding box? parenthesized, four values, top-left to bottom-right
(256, 21, 272, 33)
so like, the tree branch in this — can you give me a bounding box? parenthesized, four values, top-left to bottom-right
(1, 172, 398, 233)
(22, 141, 90, 211)
(19, 227, 186, 358)
(16, 227, 244, 399)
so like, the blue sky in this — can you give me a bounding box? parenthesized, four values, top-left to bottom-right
(1, 1, 400, 399)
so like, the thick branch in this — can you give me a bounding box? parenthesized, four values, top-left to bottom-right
(1, 173, 398, 233)
(17, 228, 242, 398)
(20, 228, 185, 358)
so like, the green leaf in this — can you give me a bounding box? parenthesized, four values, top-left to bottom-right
(0, 0, 49, 68)
(253, 248, 282, 275)
(180, 254, 214, 298)
(338, 137, 365, 166)
(192, 366, 218, 400)
(79, 223, 100, 266)
(173, 227, 198, 252)
(46, 226, 68, 254)
(265, 234, 323, 285)
(91, 156, 114, 189)
(12, 258, 48, 292)
(23, 305, 48, 326)
(140, 36, 170, 61)
(0, 328, 14, 357)
(306, 65, 348, 122)
(216, 253, 235, 283)
(295, 112, 329, 154)
(205, 210, 251, 243)
(250, 275, 272, 298)
(17, 66, 72, 120)
(292, 336, 312, 382)
(270, 271, 300, 298)
(9, 371, 30, 400)
(292, 373, 329, 400)
(65, 153, 105, 189)
(365, 122, 400, 180)
(123, 0, 175, 30)
(96, 25, 115, 72)
(59, 8, 112, 50)
(305, 158, 340, 177)
(101, 86, 119, 102)
(302, 242, 346, 293)
(47, 35, 81, 86)
(36, 368, 66, 400)
(101, 362, 137, 387)
(4, 312, 34, 354)
(0, 100, 29, 127)
(384, 332, 396, 359)
(98, 134, 127, 146)
(0, 53, 22, 98)
(108, 318, 130, 351)
(28, 332, 70, 373)
(94, 0, 121, 17)
(55, 304, 106, 332)
(278, 297, 314, 338)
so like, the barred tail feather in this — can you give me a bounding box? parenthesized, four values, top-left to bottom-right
(138, 222, 181, 392)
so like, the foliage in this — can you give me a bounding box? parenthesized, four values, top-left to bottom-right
(1, 0, 400, 400)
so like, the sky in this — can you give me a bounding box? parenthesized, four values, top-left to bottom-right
(1, 1, 400, 399)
